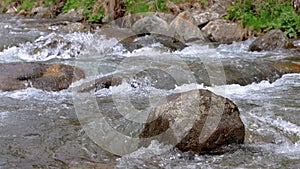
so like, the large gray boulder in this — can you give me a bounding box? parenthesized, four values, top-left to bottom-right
(168, 11, 209, 43)
(248, 29, 294, 52)
(132, 16, 169, 35)
(139, 89, 245, 154)
(119, 34, 187, 52)
(192, 10, 221, 27)
(202, 19, 243, 44)
(0, 62, 85, 91)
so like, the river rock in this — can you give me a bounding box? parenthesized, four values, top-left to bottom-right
(5, 6, 17, 15)
(154, 12, 176, 24)
(132, 16, 169, 35)
(248, 29, 294, 52)
(77, 58, 300, 93)
(139, 89, 245, 154)
(31, 6, 49, 18)
(188, 59, 300, 86)
(78, 67, 179, 92)
(213, 0, 234, 9)
(0, 62, 85, 91)
(110, 13, 144, 29)
(168, 12, 209, 43)
(120, 34, 187, 52)
(57, 9, 84, 22)
(201, 19, 243, 44)
(190, 0, 231, 28)
(293, 0, 300, 14)
(192, 10, 221, 28)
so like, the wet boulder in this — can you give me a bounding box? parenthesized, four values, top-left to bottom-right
(120, 34, 187, 52)
(274, 61, 300, 74)
(0, 62, 85, 91)
(201, 19, 243, 44)
(139, 89, 245, 154)
(77, 58, 300, 93)
(78, 68, 178, 92)
(249, 29, 294, 52)
(187, 59, 300, 86)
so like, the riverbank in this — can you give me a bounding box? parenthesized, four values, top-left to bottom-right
(1, 0, 300, 41)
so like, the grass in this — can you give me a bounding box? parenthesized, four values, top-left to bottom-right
(18, 0, 37, 11)
(62, 0, 103, 23)
(0, 0, 59, 12)
(123, 0, 209, 14)
(225, 0, 300, 38)
(1, 0, 208, 23)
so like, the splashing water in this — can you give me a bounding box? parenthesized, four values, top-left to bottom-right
(0, 15, 299, 168)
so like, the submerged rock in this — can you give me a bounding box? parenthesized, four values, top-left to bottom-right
(139, 89, 245, 154)
(249, 29, 294, 52)
(0, 62, 85, 91)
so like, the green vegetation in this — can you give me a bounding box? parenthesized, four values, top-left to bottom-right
(225, 0, 300, 38)
(18, 0, 36, 11)
(122, 0, 167, 13)
(0, 0, 12, 13)
(43, 0, 57, 7)
(1, 0, 58, 12)
(62, 0, 103, 23)
(2, 0, 299, 37)
(1, 0, 209, 23)
(123, 0, 208, 13)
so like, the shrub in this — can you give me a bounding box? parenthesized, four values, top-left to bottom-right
(225, 0, 300, 38)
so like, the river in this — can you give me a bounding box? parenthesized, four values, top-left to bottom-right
(0, 14, 299, 168)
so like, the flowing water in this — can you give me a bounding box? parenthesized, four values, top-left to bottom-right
(0, 15, 299, 168)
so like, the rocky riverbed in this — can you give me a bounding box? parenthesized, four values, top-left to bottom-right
(0, 4, 300, 168)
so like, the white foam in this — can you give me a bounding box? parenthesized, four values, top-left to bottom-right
(122, 46, 165, 57)
(0, 111, 9, 120)
(0, 87, 71, 102)
(0, 32, 124, 62)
